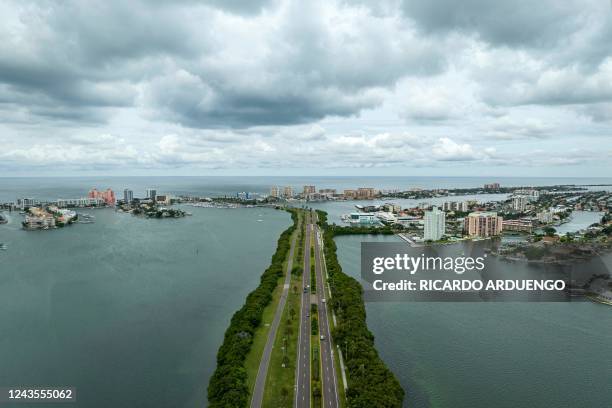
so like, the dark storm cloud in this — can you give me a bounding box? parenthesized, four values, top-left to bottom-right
(400, 0, 583, 49)
(0, 0, 197, 122)
(144, 0, 446, 128)
(12, 0, 607, 130)
(0, 0, 446, 128)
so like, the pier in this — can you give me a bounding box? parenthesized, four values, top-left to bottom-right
(397, 233, 421, 247)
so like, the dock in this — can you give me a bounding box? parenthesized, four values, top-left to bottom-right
(397, 233, 421, 247)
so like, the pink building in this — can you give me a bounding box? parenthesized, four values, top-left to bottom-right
(88, 188, 116, 206)
(465, 212, 503, 237)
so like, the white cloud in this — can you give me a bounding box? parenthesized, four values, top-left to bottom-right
(0, 0, 610, 176)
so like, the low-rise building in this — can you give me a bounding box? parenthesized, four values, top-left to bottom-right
(16, 198, 39, 210)
(348, 213, 377, 224)
(23, 207, 56, 230)
(383, 203, 402, 213)
(502, 219, 534, 233)
(56, 197, 105, 208)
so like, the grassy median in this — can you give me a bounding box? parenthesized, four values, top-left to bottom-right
(258, 210, 304, 407)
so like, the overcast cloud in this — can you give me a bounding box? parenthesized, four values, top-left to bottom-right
(0, 0, 610, 176)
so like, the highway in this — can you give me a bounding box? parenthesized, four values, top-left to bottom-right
(295, 212, 311, 408)
(312, 212, 340, 408)
(250, 222, 298, 408)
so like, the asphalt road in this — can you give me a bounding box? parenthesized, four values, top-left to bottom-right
(250, 222, 298, 408)
(313, 213, 340, 408)
(295, 213, 311, 408)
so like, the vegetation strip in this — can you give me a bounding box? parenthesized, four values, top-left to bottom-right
(261, 212, 303, 407)
(316, 210, 405, 407)
(207, 208, 298, 408)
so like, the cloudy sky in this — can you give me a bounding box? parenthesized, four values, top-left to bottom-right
(1, 0, 611, 177)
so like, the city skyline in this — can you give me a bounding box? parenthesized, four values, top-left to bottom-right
(0, 0, 611, 177)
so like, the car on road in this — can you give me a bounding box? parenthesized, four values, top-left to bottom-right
(321, 298, 326, 303)
(320, 335, 326, 341)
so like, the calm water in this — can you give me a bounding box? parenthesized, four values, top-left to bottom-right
(0, 206, 290, 407)
(335, 234, 612, 408)
(0, 176, 610, 408)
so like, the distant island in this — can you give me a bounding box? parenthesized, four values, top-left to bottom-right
(117, 201, 186, 219)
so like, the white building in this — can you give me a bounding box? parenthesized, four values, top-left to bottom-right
(443, 201, 468, 212)
(348, 213, 377, 225)
(537, 210, 554, 224)
(56, 198, 104, 208)
(424, 207, 446, 241)
(124, 189, 134, 204)
(512, 196, 529, 212)
(16, 198, 39, 209)
(514, 189, 540, 201)
(146, 188, 157, 201)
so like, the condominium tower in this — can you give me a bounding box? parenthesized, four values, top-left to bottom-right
(424, 207, 446, 241)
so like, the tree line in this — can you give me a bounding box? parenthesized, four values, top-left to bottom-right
(207, 208, 299, 407)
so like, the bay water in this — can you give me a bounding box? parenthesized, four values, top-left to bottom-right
(0, 176, 610, 407)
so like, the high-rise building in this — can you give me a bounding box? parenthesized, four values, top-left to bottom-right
(146, 188, 157, 201)
(537, 210, 554, 224)
(484, 183, 501, 190)
(443, 201, 468, 212)
(88, 188, 116, 206)
(343, 189, 357, 199)
(270, 186, 280, 198)
(123, 189, 134, 204)
(424, 207, 446, 241)
(303, 185, 316, 195)
(514, 189, 539, 201)
(283, 186, 293, 198)
(512, 196, 529, 212)
(356, 187, 376, 199)
(465, 212, 503, 237)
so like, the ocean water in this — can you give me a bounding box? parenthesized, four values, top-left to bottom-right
(0, 176, 611, 203)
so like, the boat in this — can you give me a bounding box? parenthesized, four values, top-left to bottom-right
(0, 243, 8, 250)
